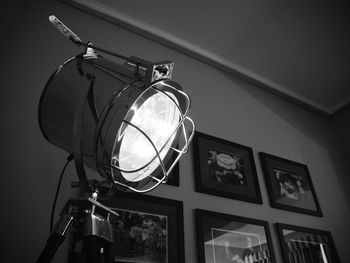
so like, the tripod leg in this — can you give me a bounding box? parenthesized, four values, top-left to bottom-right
(102, 239, 115, 263)
(37, 233, 66, 263)
(68, 228, 79, 263)
(83, 236, 102, 263)
(37, 209, 76, 263)
(82, 235, 115, 263)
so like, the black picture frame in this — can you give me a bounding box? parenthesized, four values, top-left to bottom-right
(102, 192, 184, 263)
(152, 143, 179, 187)
(164, 150, 180, 186)
(196, 209, 276, 263)
(193, 131, 262, 204)
(276, 223, 340, 263)
(259, 152, 322, 216)
(164, 163, 179, 186)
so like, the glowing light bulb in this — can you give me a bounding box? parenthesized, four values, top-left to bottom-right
(112, 90, 180, 182)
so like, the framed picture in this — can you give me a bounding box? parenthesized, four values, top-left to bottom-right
(276, 223, 340, 263)
(103, 192, 184, 263)
(164, 163, 179, 186)
(259, 152, 322, 216)
(163, 146, 180, 186)
(193, 131, 262, 204)
(196, 209, 276, 263)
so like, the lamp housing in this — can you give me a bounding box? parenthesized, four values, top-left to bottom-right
(38, 52, 194, 193)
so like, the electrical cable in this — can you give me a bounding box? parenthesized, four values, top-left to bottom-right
(49, 154, 74, 233)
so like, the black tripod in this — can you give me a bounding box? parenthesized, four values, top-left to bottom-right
(37, 194, 118, 263)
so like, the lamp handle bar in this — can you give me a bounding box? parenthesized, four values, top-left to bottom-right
(49, 15, 145, 67)
(49, 15, 82, 45)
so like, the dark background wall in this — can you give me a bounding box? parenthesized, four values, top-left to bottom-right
(332, 104, 350, 160)
(331, 105, 350, 205)
(1, 1, 349, 262)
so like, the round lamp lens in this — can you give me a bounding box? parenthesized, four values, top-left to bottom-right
(112, 90, 180, 182)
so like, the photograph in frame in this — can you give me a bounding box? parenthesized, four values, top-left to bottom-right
(193, 132, 262, 204)
(196, 209, 276, 263)
(103, 192, 184, 263)
(112, 208, 167, 262)
(276, 223, 340, 263)
(259, 152, 322, 216)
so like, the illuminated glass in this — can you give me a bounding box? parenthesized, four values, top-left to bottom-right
(112, 89, 180, 182)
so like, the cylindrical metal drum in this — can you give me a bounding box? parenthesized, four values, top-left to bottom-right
(38, 55, 145, 171)
(38, 54, 191, 192)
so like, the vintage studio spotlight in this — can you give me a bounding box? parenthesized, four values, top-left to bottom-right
(37, 16, 194, 263)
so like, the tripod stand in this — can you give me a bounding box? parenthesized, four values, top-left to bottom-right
(37, 194, 118, 263)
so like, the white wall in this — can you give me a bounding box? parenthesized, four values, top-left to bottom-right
(1, 1, 349, 262)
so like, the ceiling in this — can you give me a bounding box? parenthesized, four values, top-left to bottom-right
(64, 0, 350, 116)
